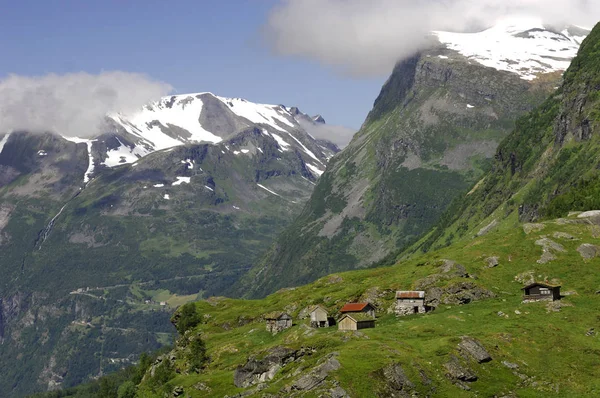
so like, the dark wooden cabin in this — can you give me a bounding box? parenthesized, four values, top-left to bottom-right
(522, 282, 561, 301)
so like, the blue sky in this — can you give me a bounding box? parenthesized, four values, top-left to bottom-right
(0, 0, 385, 129)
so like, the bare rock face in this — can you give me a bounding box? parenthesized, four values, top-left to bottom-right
(289, 353, 341, 392)
(577, 243, 600, 260)
(234, 346, 313, 388)
(441, 282, 495, 306)
(444, 355, 477, 386)
(535, 237, 566, 264)
(458, 336, 492, 363)
(375, 362, 415, 397)
(477, 219, 498, 236)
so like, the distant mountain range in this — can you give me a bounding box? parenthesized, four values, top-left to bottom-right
(0, 94, 339, 395)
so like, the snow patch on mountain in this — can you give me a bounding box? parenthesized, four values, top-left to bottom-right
(216, 96, 294, 132)
(172, 177, 191, 186)
(257, 183, 281, 197)
(102, 139, 141, 166)
(270, 132, 291, 151)
(62, 136, 97, 183)
(434, 16, 589, 80)
(306, 163, 324, 176)
(0, 133, 11, 155)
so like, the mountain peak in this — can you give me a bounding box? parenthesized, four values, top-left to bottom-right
(433, 17, 589, 80)
(312, 114, 326, 124)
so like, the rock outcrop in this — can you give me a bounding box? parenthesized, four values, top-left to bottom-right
(375, 363, 416, 397)
(234, 346, 314, 388)
(577, 243, 600, 260)
(458, 336, 492, 363)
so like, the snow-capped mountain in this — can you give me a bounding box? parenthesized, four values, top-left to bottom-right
(434, 17, 590, 80)
(63, 92, 338, 183)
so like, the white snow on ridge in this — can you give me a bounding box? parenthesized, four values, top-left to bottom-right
(83, 141, 95, 183)
(181, 159, 194, 169)
(172, 176, 191, 186)
(306, 163, 324, 177)
(0, 133, 11, 155)
(216, 96, 295, 132)
(102, 138, 147, 167)
(62, 136, 96, 183)
(270, 133, 291, 151)
(434, 16, 588, 80)
(257, 183, 282, 197)
(284, 132, 322, 164)
(112, 95, 222, 150)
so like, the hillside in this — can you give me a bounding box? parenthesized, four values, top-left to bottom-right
(239, 20, 587, 298)
(0, 95, 340, 396)
(411, 20, 600, 256)
(50, 211, 600, 397)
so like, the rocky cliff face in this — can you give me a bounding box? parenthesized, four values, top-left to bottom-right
(413, 22, 600, 252)
(241, 41, 570, 297)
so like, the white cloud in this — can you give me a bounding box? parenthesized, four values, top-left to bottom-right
(297, 119, 355, 148)
(0, 71, 172, 137)
(265, 0, 600, 76)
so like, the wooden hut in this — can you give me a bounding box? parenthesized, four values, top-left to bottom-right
(338, 313, 375, 330)
(309, 305, 331, 328)
(395, 291, 426, 316)
(339, 302, 376, 318)
(265, 312, 292, 334)
(522, 282, 561, 302)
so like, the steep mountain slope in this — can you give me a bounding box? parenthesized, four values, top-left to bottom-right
(412, 20, 600, 255)
(0, 95, 339, 396)
(239, 20, 589, 298)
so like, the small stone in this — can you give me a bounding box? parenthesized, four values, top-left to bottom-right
(586, 328, 596, 337)
(514, 310, 521, 315)
(502, 361, 519, 369)
(523, 223, 545, 234)
(577, 244, 600, 260)
(552, 232, 578, 240)
(497, 311, 505, 317)
(485, 256, 499, 268)
(458, 336, 492, 363)
(577, 210, 600, 218)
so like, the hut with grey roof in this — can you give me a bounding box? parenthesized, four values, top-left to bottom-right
(395, 291, 426, 316)
(265, 312, 292, 334)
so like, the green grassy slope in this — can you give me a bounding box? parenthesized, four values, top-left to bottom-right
(56, 213, 600, 397)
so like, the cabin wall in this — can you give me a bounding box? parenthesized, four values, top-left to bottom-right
(356, 321, 375, 330)
(338, 318, 357, 331)
(310, 309, 328, 323)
